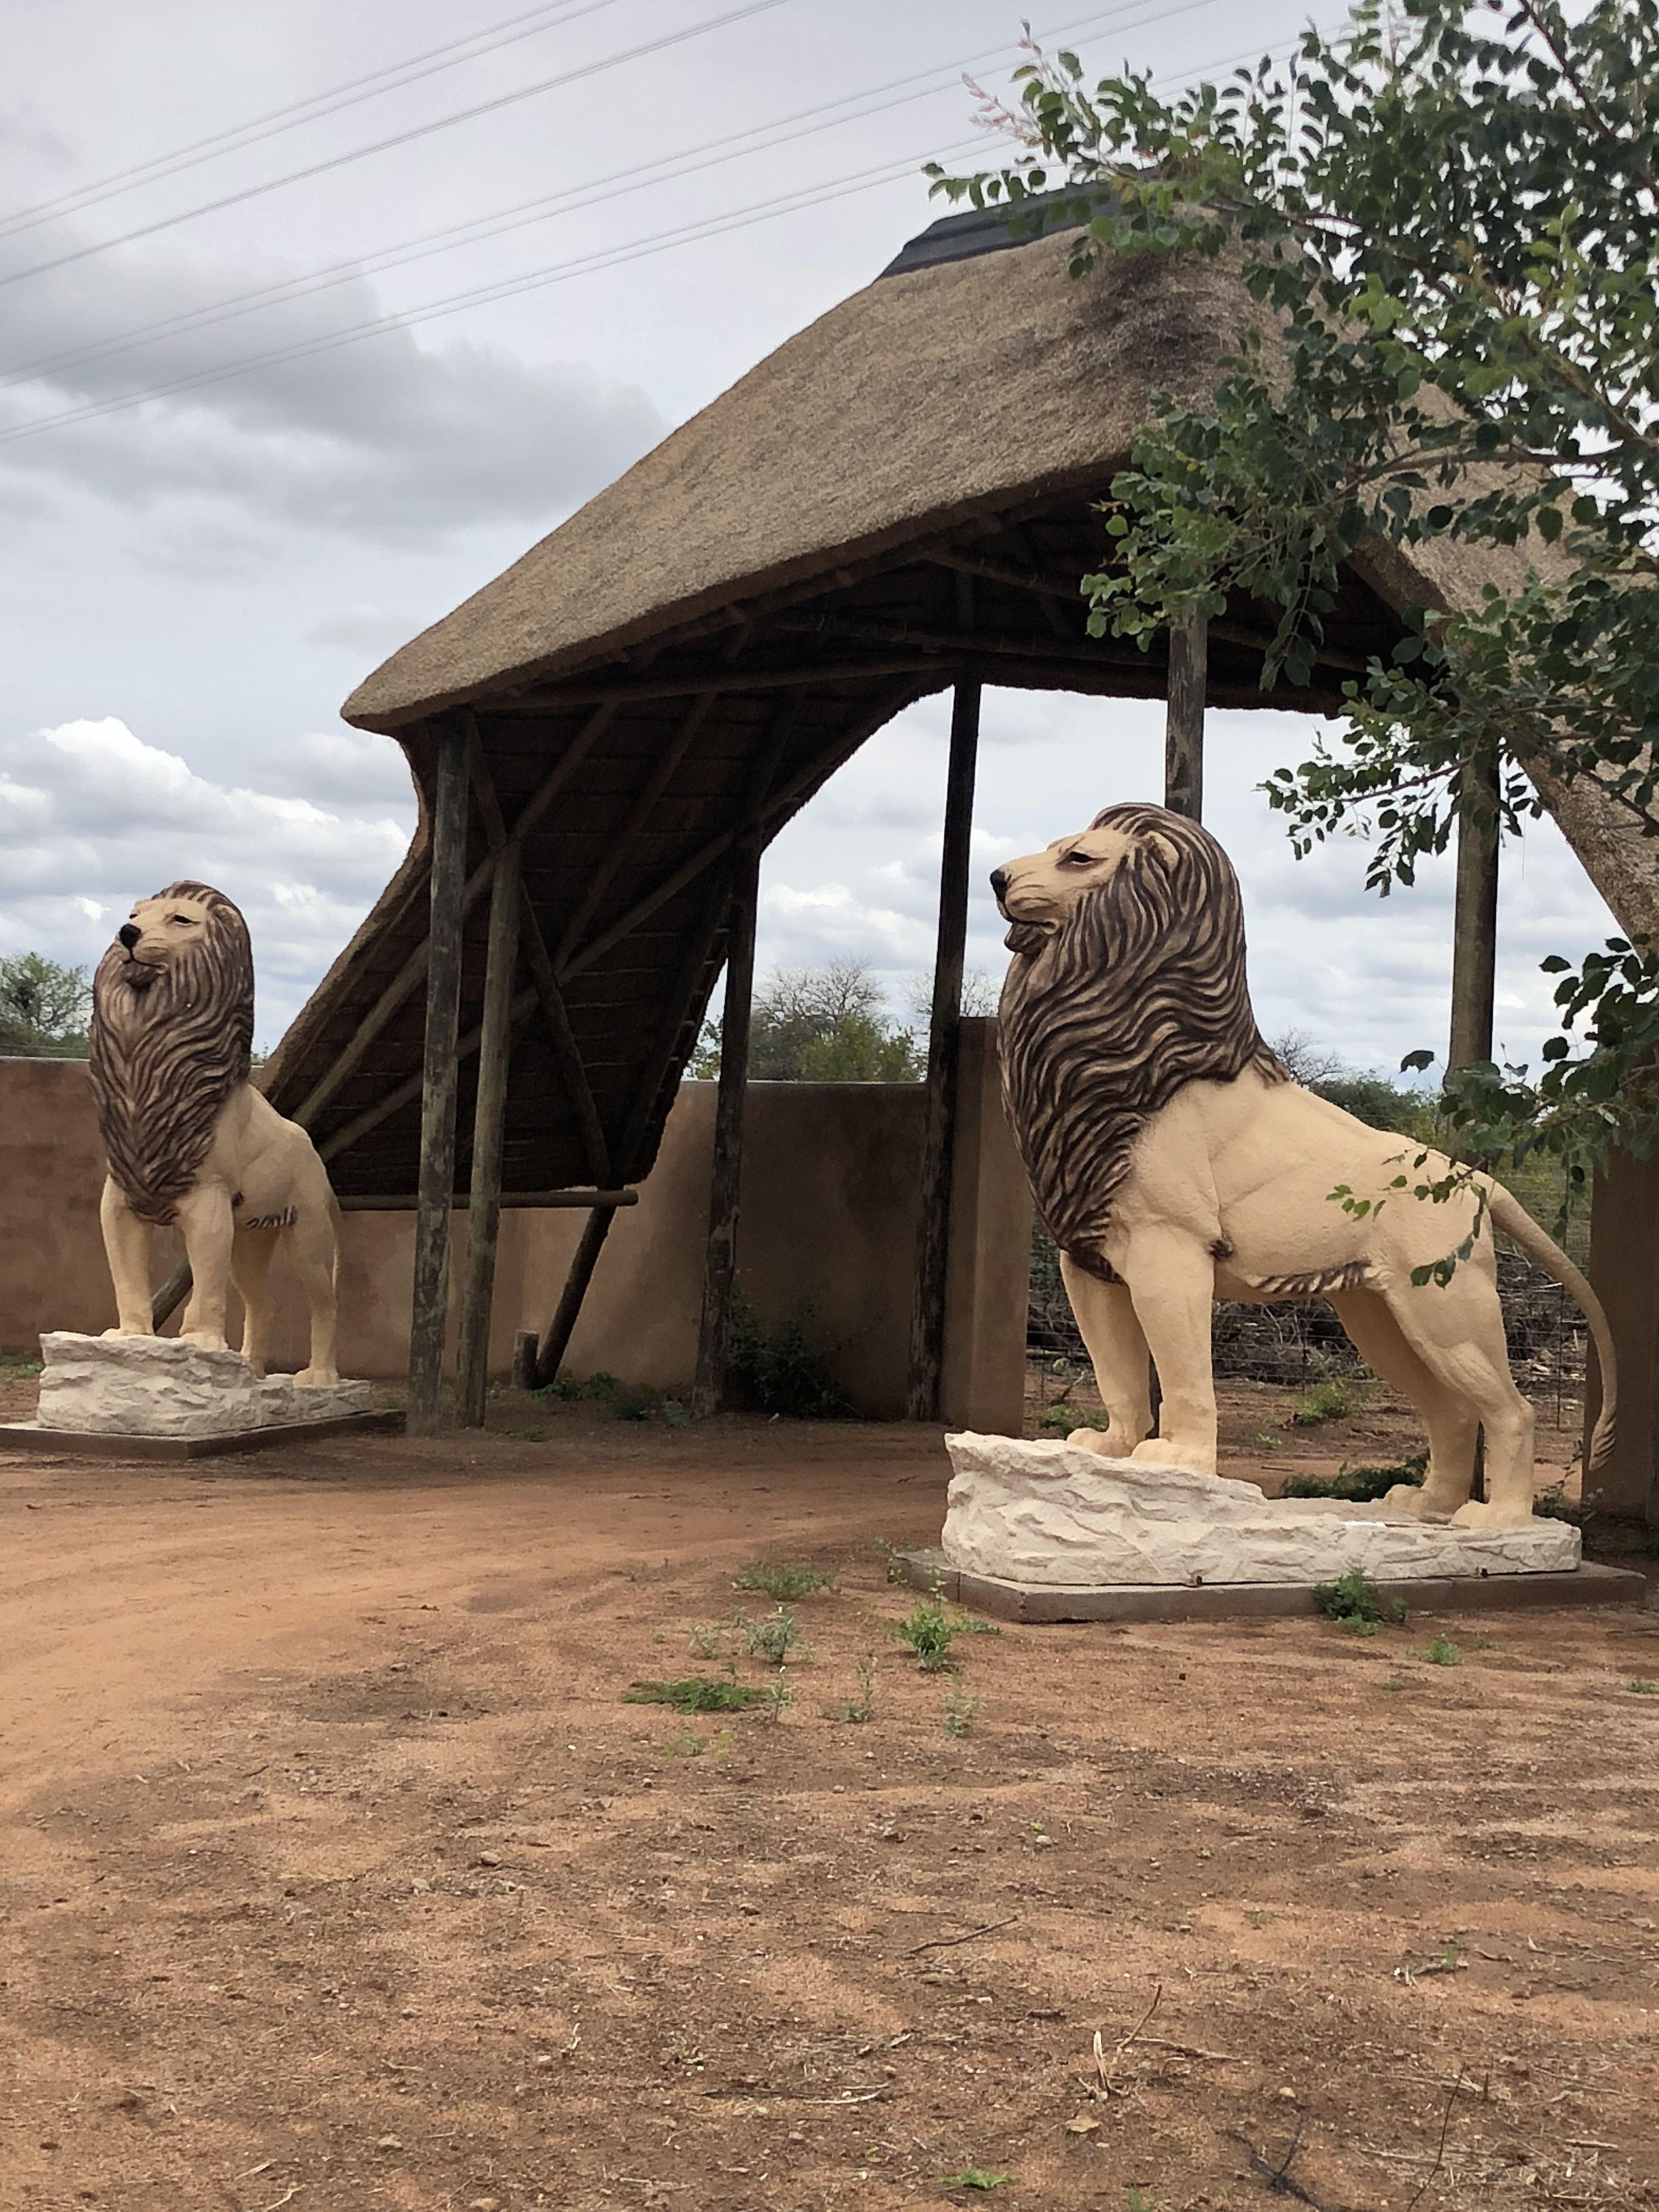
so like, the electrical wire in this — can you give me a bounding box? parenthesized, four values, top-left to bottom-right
(0, 0, 625, 244)
(0, 20, 1348, 449)
(0, 0, 1224, 392)
(0, 0, 797, 292)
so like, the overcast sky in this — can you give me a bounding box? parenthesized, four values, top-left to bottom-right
(2, 0, 1617, 1069)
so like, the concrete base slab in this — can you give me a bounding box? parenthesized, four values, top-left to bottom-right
(0, 1410, 405, 1461)
(900, 1548, 1647, 1623)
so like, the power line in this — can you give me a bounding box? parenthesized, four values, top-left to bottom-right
(0, 0, 624, 244)
(0, 145, 980, 447)
(0, 20, 1348, 450)
(0, 0, 797, 292)
(0, 0, 1222, 392)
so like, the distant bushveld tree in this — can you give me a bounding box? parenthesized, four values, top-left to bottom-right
(697, 959, 1000, 1082)
(0, 953, 92, 1058)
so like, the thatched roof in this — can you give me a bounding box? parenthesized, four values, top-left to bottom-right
(262, 208, 1655, 1200)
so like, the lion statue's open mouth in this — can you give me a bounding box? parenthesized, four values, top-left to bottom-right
(1002, 918, 1054, 957)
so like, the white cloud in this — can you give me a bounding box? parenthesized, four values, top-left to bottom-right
(0, 715, 416, 1045)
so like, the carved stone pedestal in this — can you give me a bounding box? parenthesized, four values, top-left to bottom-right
(1, 1333, 393, 1459)
(895, 1434, 1644, 1623)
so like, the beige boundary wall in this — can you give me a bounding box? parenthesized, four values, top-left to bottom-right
(0, 1020, 1031, 1430)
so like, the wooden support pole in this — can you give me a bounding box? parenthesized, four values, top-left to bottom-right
(406, 724, 471, 1434)
(1164, 607, 1207, 820)
(455, 836, 522, 1428)
(1449, 755, 1500, 1072)
(906, 675, 983, 1421)
(536, 1204, 615, 1385)
(691, 833, 761, 1419)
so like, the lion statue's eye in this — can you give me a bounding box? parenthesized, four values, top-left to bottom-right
(1059, 850, 1096, 868)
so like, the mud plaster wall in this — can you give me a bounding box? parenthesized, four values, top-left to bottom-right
(0, 1023, 1030, 1427)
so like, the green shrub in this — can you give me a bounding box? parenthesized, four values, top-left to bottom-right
(622, 1676, 769, 1714)
(726, 1290, 849, 1418)
(538, 1370, 667, 1421)
(1424, 1635, 1462, 1667)
(1293, 1376, 1362, 1425)
(1311, 1564, 1407, 1630)
(1534, 1483, 1582, 1523)
(1283, 1453, 1427, 1502)
(733, 1560, 834, 1601)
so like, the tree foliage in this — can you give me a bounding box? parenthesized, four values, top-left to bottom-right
(0, 952, 92, 1058)
(695, 962, 925, 1082)
(932, 0, 1659, 1187)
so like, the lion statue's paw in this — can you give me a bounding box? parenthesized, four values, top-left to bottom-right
(1065, 1427, 1118, 1456)
(1451, 1498, 1537, 1531)
(1130, 1436, 1218, 1473)
(179, 1328, 232, 1353)
(101, 1325, 153, 1340)
(293, 1366, 341, 1388)
(1381, 1481, 1440, 1517)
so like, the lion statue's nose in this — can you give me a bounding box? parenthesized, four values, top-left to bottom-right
(989, 866, 1009, 901)
(118, 923, 142, 950)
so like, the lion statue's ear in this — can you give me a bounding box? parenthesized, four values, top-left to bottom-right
(1141, 830, 1181, 875)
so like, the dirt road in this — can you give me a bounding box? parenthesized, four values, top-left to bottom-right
(3, 1405, 1657, 2211)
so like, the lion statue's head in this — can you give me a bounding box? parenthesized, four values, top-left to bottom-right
(993, 803, 1286, 1279)
(87, 882, 255, 1226)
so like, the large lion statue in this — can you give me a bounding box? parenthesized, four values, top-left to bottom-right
(993, 803, 1616, 1530)
(87, 881, 343, 1384)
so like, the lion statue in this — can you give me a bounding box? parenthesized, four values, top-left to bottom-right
(87, 881, 343, 1384)
(993, 803, 1616, 1530)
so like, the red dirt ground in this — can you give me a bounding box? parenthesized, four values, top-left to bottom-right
(2, 1378, 1655, 2212)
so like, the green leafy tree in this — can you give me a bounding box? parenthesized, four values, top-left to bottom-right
(693, 961, 925, 1081)
(932, 0, 1659, 1202)
(0, 952, 92, 1058)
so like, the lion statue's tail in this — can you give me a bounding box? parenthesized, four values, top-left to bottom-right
(1488, 1186, 1617, 1474)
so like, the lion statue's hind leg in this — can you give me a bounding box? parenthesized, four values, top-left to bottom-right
(230, 1225, 282, 1379)
(1057, 1254, 1153, 1456)
(283, 1196, 341, 1388)
(1385, 1280, 1536, 1529)
(1325, 1288, 1480, 1519)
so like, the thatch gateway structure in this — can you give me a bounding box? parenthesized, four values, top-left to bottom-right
(243, 202, 1657, 1464)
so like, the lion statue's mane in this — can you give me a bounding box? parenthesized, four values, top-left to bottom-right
(87, 880, 256, 1227)
(998, 803, 1288, 1280)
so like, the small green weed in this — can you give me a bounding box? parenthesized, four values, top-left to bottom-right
(1311, 1564, 1407, 1630)
(832, 1652, 878, 1723)
(895, 1590, 1000, 1672)
(1245, 1909, 1274, 1929)
(687, 1621, 726, 1660)
(1424, 1635, 1462, 1667)
(0, 1350, 44, 1375)
(735, 1606, 808, 1666)
(661, 1728, 703, 1759)
(622, 1676, 769, 1714)
(873, 1537, 909, 1584)
(760, 1670, 793, 1724)
(938, 2174, 1010, 2194)
(1382, 1674, 1407, 1692)
(733, 1560, 834, 1602)
(1534, 1483, 1582, 1523)
(1126, 2192, 1156, 2212)
(1283, 1452, 1427, 1502)
(1254, 1430, 1284, 1453)
(504, 1426, 550, 1442)
(942, 1681, 983, 1738)
(1627, 1678, 1658, 1695)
